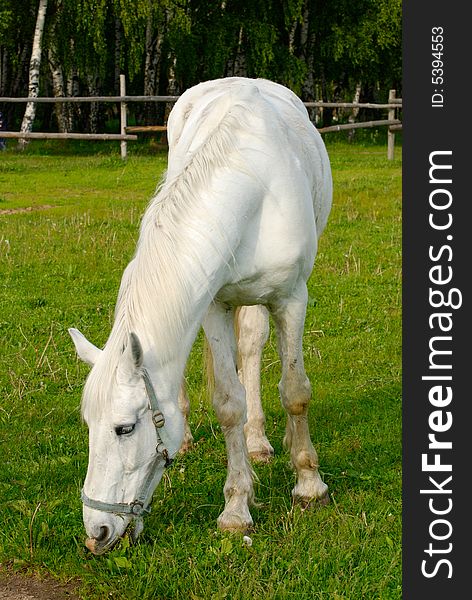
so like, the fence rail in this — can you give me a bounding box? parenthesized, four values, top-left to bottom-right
(1, 97, 402, 109)
(0, 95, 180, 103)
(318, 119, 401, 134)
(0, 82, 402, 159)
(0, 131, 137, 140)
(305, 101, 402, 109)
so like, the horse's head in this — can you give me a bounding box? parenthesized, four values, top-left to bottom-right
(69, 328, 174, 555)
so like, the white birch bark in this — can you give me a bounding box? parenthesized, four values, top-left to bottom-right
(87, 75, 100, 134)
(47, 6, 68, 133)
(144, 9, 162, 124)
(227, 27, 247, 77)
(48, 45, 68, 132)
(18, 0, 48, 149)
(66, 40, 80, 131)
(348, 82, 362, 141)
(144, 20, 161, 97)
(349, 82, 362, 121)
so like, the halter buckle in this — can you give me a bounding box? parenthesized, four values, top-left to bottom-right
(152, 410, 165, 428)
(130, 501, 150, 516)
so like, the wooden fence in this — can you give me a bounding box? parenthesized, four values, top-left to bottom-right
(1, 77, 402, 160)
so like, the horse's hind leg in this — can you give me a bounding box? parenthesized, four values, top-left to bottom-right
(237, 305, 274, 463)
(178, 381, 194, 454)
(270, 283, 328, 506)
(203, 302, 254, 532)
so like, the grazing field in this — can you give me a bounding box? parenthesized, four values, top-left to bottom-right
(0, 138, 401, 599)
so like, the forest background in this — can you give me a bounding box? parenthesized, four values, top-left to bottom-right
(0, 0, 402, 135)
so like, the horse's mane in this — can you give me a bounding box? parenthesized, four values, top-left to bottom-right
(81, 89, 259, 420)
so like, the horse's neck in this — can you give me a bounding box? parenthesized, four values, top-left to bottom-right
(121, 184, 244, 394)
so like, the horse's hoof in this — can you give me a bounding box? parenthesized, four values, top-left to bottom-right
(217, 511, 253, 534)
(246, 438, 274, 464)
(293, 491, 330, 510)
(292, 478, 329, 509)
(318, 492, 330, 506)
(249, 448, 274, 464)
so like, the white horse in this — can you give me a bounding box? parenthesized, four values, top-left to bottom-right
(69, 77, 332, 555)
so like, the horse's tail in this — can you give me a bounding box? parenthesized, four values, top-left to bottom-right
(203, 335, 214, 403)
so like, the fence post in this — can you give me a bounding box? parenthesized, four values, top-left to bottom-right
(387, 89, 395, 160)
(120, 74, 127, 160)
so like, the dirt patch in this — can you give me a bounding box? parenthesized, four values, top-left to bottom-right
(0, 572, 79, 600)
(0, 205, 54, 216)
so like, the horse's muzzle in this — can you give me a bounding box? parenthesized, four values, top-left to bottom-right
(85, 525, 118, 555)
(84, 517, 144, 555)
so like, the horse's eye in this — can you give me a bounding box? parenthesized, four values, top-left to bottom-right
(115, 424, 135, 436)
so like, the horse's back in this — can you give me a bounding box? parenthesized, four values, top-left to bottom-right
(165, 77, 332, 305)
(167, 77, 331, 228)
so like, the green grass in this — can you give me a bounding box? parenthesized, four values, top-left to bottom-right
(0, 137, 401, 599)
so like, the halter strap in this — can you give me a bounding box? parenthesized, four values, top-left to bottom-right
(81, 368, 173, 517)
(81, 488, 154, 517)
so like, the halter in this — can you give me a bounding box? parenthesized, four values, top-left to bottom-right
(81, 368, 173, 518)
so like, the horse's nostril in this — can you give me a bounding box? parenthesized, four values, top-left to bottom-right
(96, 526, 109, 542)
(85, 525, 114, 554)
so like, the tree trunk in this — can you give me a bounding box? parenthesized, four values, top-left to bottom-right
(226, 27, 247, 77)
(48, 47, 68, 132)
(163, 56, 179, 124)
(47, 6, 68, 133)
(66, 41, 80, 131)
(12, 44, 30, 97)
(0, 47, 8, 96)
(320, 70, 333, 127)
(18, 0, 49, 150)
(348, 82, 362, 141)
(300, 7, 317, 122)
(114, 17, 122, 93)
(143, 10, 163, 125)
(87, 75, 100, 133)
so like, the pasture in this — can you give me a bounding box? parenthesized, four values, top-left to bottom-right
(0, 137, 401, 599)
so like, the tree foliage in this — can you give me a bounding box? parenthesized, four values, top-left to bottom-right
(0, 0, 401, 130)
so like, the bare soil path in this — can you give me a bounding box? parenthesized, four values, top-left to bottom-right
(0, 205, 54, 215)
(0, 572, 79, 600)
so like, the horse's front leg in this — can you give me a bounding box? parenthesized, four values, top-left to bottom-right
(203, 302, 254, 532)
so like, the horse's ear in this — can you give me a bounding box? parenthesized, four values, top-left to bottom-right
(118, 332, 143, 381)
(129, 332, 143, 369)
(68, 328, 102, 366)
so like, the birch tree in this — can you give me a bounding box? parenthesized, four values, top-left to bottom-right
(18, 0, 48, 149)
(143, 1, 165, 124)
(47, 0, 69, 132)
